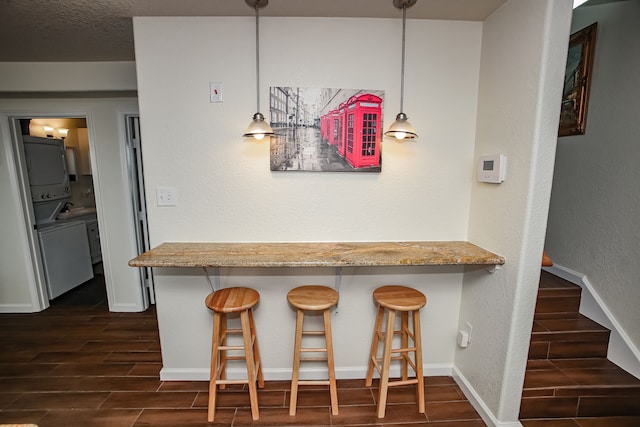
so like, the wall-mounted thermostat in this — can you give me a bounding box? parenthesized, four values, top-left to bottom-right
(477, 154, 507, 183)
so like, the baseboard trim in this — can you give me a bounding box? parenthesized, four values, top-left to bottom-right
(160, 363, 453, 382)
(109, 302, 145, 312)
(543, 264, 640, 378)
(0, 303, 39, 313)
(452, 367, 523, 427)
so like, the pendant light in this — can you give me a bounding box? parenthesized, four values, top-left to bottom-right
(384, 0, 418, 140)
(243, 0, 274, 140)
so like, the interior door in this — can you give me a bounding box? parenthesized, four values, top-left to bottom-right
(125, 115, 155, 305)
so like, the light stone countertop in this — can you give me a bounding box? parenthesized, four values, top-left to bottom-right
(128, 241, 505, 268)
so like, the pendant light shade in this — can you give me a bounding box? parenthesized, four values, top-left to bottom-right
(243, 0, 274, 140)
(384, 0, 418, 140)
(244, 112, 272, 140)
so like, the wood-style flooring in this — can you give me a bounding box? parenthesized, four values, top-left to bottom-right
(2, 277, 638, 426)
(0, 278, 486, 426)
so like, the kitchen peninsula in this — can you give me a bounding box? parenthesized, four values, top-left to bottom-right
(129, 241, 504, 382)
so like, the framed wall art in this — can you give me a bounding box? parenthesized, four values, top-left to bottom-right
(559, 22, 597, 137)
(269, 87, 384, 172)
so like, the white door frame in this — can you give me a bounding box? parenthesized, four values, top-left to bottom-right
(7, 118, 50, 311)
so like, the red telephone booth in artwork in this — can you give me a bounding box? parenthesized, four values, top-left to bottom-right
(320, 113, 329, 142)
(344, 93, 382, 168)
(329, 109, 341, 147)
(336, 102, 348, 156)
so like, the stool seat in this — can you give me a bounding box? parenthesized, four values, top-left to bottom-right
(287, 285, 339, 311)
(206, 287, 260, 313)
(373, 285, 426, 311)
(287, 285, 339, 416)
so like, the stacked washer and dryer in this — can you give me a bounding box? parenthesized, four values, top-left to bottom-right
(23, 135, 94, 300)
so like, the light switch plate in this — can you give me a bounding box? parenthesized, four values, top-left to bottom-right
(209, 82, 223, 103)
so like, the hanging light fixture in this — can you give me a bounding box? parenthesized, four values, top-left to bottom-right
(243, 0, 274, 140)
(384, 0, 418, 140)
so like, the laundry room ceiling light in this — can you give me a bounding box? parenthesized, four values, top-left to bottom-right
(384, 0, 418, 140)
(243, 0, 274, 141)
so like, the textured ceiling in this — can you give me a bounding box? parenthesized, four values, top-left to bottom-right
(0, 0, 622, 62)
(1, 0, 509, 62)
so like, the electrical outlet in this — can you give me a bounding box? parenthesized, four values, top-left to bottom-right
(156, 186, 177, 206)
(457, 322, 473, 348)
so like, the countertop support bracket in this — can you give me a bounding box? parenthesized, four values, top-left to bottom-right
(214, 267, 220, 290)
(334, 266, 342, 314)
(485, 264, 501, 274)
(203, 267, 221, 292)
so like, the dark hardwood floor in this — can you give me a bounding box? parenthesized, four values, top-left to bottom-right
(2, 276, 639, 426)
(0, 279, 486, 426)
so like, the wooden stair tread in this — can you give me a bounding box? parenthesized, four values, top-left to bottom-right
(531, 314, 611, 342)
(524, 364, 640, 392)
(538, 270, 581, 290)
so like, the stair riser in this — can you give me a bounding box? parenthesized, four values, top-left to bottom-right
(531, 330, 610, 343)
(520, 395, 640, 419)
(535, 295, 581, 316)
(523, 386, 640, 398)
(528, 341, 609, 360)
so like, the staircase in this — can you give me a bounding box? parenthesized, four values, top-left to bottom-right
(519, 270, 640, 424)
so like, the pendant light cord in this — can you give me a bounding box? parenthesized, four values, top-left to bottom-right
(255, 3, 261, 114)
(400, 4, 406, 114)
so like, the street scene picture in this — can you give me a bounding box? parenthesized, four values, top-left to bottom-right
(270, 87, 384, 172)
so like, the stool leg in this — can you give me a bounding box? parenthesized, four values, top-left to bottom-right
(241, 310, 260, 420)
(412, 309, 425, 413)
(207, 312, 222, 422)
(248, 308, 264, 387)
(377, 309, 396, 418)
(323, 308, 339, 415)
(400, 311, 409, 381)
(365, 305, 385, 387)
(289, 309, 304, 415)
(219, 313, 227, 390)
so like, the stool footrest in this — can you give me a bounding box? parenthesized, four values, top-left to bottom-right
(298, 380, 330, 386)
(302, 330, 326, 336)
(300, 356, 329, 362)
(386, 378, 419, 387)
(221, 355, 247, 361)
(218, 345, 247, 351)
(216, 379, 250, 385)
(300, 348, 327, 353)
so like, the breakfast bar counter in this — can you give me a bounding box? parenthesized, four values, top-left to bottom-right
(128, 241, 505, 268)
(129, 241, 504, 382)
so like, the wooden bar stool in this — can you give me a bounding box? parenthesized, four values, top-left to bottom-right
(205, 287, 264, 422)
(287, 285, 339, 416)
(365, 285, 427, 418)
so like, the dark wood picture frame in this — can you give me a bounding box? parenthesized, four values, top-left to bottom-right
(559, 22, 597, 137)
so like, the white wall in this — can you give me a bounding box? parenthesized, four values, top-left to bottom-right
(459, 0, 572, 423)
(133, 15, 483, 377)
(134, 16, 482, 244)
(134, 5, 572, 424)
(0, 62, 137, 93)
(545, 1, 640, 353)
(0, 62, 144, 312)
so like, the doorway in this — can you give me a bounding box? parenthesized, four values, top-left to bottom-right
(13, 116, 105, 307)
(8, 111, 154, 311)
